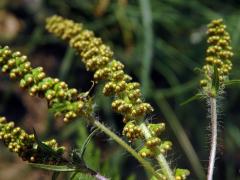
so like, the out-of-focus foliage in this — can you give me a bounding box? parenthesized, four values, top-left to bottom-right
(0, 0, 240, 179)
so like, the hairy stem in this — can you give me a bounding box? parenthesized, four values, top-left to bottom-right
(95, 173, 109, 180)
(71, 171, 108, 180)
(140, 123, 175, 180)
(155, 93, 205, 179)
(207, 97, 217, 180)
(89, 117, 161, 179)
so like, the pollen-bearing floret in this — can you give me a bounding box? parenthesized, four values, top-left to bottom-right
(0, 116, 65, 164)
(200, 19, 233, 97)
(0, 46, 93, 122)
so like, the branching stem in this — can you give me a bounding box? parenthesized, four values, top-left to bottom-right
(87, 117, 161, 179)
(207, 97, 217, 180)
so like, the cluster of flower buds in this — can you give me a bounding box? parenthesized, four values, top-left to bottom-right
(200, 19, 233, 97)
(46, 15, 188, 179)
(0, 116, 65, 164)
(152, 168, 190, 180)
(46, 15, 157, 138)
(46, 16, 153, 122)
(138, 122, 171, 158)
(148, 123, 165, 136)
(139, 139, 172, 158)
(0, 46, 93, 122)
(122, 121, 143, 141)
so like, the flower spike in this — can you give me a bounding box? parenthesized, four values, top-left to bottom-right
(0, 46, 93, 123)
(0, 116, 65, 164)
(200, 19, 233, 97)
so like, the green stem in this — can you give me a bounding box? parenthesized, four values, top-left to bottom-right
(140, 123, 175, 180)
(89, 118, 161, 179)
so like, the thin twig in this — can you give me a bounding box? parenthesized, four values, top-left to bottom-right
(89, 118, 161, 179)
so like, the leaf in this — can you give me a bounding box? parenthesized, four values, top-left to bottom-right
(70, 128, 99, 168)
(71, 150, 83, 167)
(29, 163, 76, 172)
(225, 79, 240, 86)
(78, 81, 95, 100)
(80, 128, 99, 159)
(70, 172, 96, 180)
(180, 93, 203, 106)
(32, 128, 67, 165)
(193, 67, 204, 74)
(33, 128, 59, 156)
(175, 168, 190, 176)
(69, 129, 99, 176)
(49, 102, 68, 113)
(70, 172, 79, 180)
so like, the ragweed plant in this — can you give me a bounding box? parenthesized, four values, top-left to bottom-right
(2, 15, 236, 180)
(46, 15, 189, 180)
(0, 46, 162, 179)
(198, 19, 233, 180)
(0, 15, 191, 179)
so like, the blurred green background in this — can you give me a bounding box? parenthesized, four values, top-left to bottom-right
(0, 0, 240, 179)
